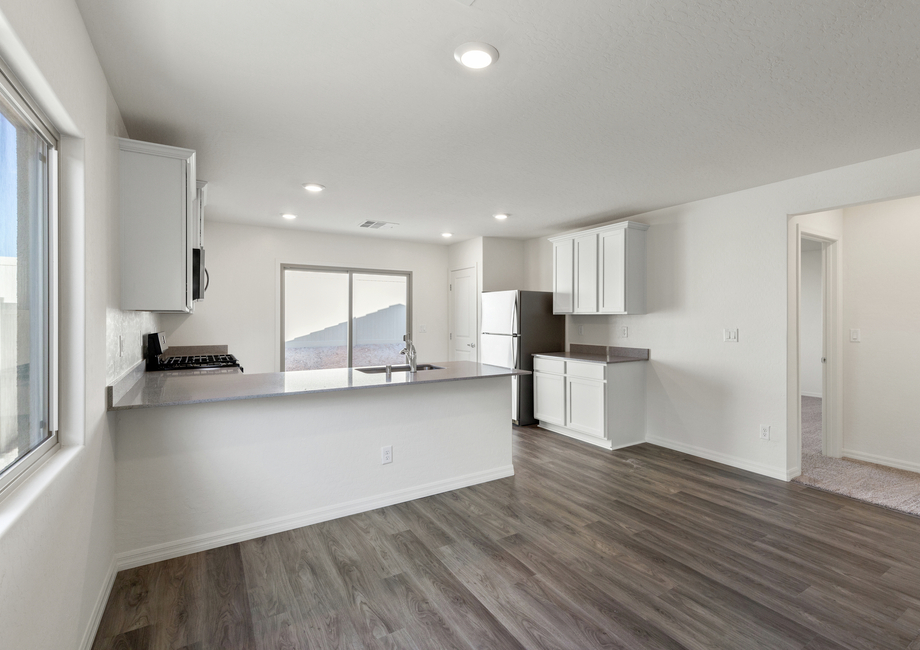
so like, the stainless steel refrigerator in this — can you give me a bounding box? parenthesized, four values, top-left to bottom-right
(481, 290, 565, 425)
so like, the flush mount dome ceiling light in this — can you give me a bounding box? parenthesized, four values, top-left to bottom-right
(302, 183, 325, 192)
(282, 213, 297, 220)
(494, 213, 509, 220)
(454, 42, 499, 69)
(442, 232, 453, 238)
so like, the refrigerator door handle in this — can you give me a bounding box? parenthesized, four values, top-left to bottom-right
(512, 294, 519, 334)
(513, 338, 519, 368)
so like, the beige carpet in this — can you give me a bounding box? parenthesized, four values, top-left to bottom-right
(793, 396, 920, 516)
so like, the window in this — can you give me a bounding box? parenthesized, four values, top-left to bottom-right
(0, 58, 58, 494)
(282, 266, 411, 371)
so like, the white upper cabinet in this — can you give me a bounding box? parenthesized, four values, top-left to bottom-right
(550, 221, 648, 315)
(119, 138, 196, 313)
(552, 238, 574, 314)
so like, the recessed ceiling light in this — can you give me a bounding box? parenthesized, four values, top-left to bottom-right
(282, 213, 297, 220)
(494, 213, 509, 220)
(454, 42, 499, 69)
(442, 232, 453, 238)
(302, 183, 325, 192)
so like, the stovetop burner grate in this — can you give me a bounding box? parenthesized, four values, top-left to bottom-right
(157, 354, 241, 370)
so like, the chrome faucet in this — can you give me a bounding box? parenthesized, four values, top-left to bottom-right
(400, 334, 417, 373)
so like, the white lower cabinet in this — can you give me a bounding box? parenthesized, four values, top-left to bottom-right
(533, 356, 646, 450)
(566, 377, 606, 438)
(533, 371, 565, 426)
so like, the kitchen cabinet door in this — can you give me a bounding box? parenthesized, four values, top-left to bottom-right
(599, 228, 626, 313)
(566, 376, 606, 438)
(120, 138, 196, 312)
(574, 233, 598, 313)
(534, 371, 565, 426)
(552, 239, 574, 314)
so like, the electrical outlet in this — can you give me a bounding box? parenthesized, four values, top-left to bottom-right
(381, 445, 393, 464)
(578, 325, 584, 336)
(620, 326, 628, 338)
(723, 329, 739, 343)
(760, 425, 770, 440)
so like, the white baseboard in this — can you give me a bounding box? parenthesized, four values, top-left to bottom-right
(116, 464, 514, 570)
(537, 422, 615, 450)
(800, 392, 823, 398)
(645, 435, 789, 481)
(79, 555, 117, 650)
(786, 466, 802, 481)
(842, 449, 920, 474)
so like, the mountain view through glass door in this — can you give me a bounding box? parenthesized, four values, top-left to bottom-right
(283, 268, 408, 371)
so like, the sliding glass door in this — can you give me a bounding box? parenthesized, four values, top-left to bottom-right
(282, 266, 410, 371)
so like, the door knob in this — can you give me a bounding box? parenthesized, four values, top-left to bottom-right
(471, 343, 476, 348)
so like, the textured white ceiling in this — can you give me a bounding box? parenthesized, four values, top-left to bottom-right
(75, 0, 920, 243)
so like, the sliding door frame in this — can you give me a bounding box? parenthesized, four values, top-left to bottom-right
(280, 264, 412, 371)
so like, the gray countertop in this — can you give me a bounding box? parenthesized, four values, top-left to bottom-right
(533, 351, 646, 364)
(533, 345, 650, 365)
(107, 361, 526, 411)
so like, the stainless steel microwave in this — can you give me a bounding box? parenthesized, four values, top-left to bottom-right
(192, 247, 208, 301)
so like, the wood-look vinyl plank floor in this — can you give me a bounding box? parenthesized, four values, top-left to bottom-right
(93, 426, 920, 649)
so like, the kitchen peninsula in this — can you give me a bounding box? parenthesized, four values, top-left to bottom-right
(108, 361, 522, 569)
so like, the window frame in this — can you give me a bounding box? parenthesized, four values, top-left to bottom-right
(280, 264, 412, 371)
(0, 55, 60, 497)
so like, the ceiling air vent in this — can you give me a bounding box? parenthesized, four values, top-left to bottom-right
(359, 220, 398, 230)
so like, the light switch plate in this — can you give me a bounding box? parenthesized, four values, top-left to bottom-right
(850, 329, 861, 342)
(723, 329, 739, 343)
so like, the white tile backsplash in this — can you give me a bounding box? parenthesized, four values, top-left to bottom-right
(106, 308, 159, 384)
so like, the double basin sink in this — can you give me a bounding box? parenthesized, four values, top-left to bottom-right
(356, 364, 444, 374)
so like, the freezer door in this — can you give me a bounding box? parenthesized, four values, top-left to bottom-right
(481, 290, 519, 335)
(481, 333, 518, 369)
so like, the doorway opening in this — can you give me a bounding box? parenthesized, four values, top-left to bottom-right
(799, 237, 827, 470)
(792, 197, 920, 517)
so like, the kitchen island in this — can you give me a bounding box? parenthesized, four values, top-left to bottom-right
(108, 362, 523, 569)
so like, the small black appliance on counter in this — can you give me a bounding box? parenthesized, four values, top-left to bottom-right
(146, 332, 243, 373)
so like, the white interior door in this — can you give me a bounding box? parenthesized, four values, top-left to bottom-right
(449, 267, 477, 361)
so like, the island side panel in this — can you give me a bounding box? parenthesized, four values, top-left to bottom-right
(112, 376, 512, 567)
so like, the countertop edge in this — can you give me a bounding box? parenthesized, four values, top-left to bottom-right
(533, 352, 649, 364)
(108, 365, 528, 411)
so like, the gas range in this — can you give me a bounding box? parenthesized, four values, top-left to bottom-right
(146, 332, 244, 373)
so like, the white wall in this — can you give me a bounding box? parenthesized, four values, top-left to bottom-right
(448, 236, 482, 282)
(526, 156, 920, 481)
(841, 195, 920, 471)
(161, 221, 449, 374)
(523, 236, 553, 292)
(482, 237, 525, 291)
(0, 1, 129, 647)
(799, 244, 823, 397)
